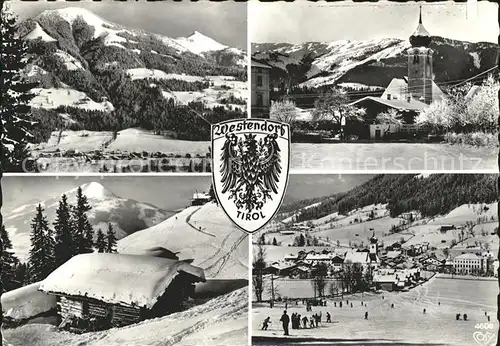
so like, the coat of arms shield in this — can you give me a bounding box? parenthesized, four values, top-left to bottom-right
(211, 119, 290, 234)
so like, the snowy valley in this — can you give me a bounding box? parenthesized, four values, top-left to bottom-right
(13, 6, 248, 171)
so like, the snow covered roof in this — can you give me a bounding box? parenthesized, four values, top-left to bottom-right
(386, 251, 402, 259)
(350, 96, 429, 111)
(454, 253, 483, 260)
(373, 274, 397, 283)
(39, 253, 205, 309)
(1, 282, 57, 320)
(251, 59, 272, 69)
(192, 192, 211, 200)
(345, 252, 370, 264)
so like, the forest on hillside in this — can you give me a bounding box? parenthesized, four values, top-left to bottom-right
(292, 174, 498, 222)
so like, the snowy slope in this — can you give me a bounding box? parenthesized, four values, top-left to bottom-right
(30, 88, 114, 112)
(118, 202, 248, 280)
(3, 182, 172, 262)
(2, 287, 248, 346)
(24, 22, 56, 42)
(1, 282, 57, 321)
(253, 36, 498, 89)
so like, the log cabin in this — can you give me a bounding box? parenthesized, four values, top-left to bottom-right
(38, 253, 206, 332)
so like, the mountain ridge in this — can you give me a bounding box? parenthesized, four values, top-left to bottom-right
(252, 36, 498, 90)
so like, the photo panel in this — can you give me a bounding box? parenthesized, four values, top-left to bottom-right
(3, 0, 247, 173)
(251, 173, 498, 345)
(250, 1, 498, 171)
(1, 175, 249, 345)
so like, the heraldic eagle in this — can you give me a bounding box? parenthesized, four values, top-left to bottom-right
(220, 133, 282, 211)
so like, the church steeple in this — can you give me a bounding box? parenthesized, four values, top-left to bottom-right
(407, 6, 434, 105)
(410, 6, 432, 48)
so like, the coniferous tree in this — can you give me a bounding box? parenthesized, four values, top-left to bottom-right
(54, 194, 74, 267)
(1, 4, 37, 172)
(82, 218, 94, 253)
(208, 183, 217, 204)
(72, 187, 92, 254)
(1, 225, 21, 292)
(106, 223, 117, 253)
(28, 205, 54, 282)
(95, 229, 106, 253)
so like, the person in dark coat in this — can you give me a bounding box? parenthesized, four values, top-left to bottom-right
(340, 301, 343, 308)
(423, 309, 426, 314)
(302, 316, 308, 328)
(456, 313, 461, 320)
(280, 311, 290, 335)
(309, 316, 315, 328)
(334, 302, 337, 307)
(365, 311, 369, 319)
(391, 303, 394, 308)
(464, 314, 468, 321)
(291, 313, 296, 329)
(326, 312, 331, 323)
(297, 314, 301, 329)
(262, 317, 271, 330)
(351, 303, 353, 308)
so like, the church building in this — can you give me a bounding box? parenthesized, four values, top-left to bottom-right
(349, 7, 444, 139)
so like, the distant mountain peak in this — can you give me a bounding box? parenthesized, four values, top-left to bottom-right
(37, 7, 107, 25)
(80, 181, 117, 200)
(176, 30, 227, 54)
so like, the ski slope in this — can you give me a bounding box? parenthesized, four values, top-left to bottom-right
(118, 202, 248, 280)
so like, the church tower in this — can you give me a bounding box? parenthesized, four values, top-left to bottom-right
(407, 7, 433, 105)
(369, 231, 378, 256)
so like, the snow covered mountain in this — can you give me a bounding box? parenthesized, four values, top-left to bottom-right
(118, 202, 248, 280)
(252, 37, 498, 89)
(4, 182, 172, 262)
(15, 6, 247, 134)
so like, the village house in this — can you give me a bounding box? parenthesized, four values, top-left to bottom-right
(349, 8, 444, 140)
(263, 261, 296, 277)
(439, 225, 456, 233)
(39, 253, 205, 332)
(251, 58, 272, 118)
(453, 253, 487, 275)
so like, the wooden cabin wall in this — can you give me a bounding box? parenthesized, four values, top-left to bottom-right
(111, 305, 142, 327)
(58, 296, 85, 319)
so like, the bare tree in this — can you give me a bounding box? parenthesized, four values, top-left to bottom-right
(253, 245, 267, 302)
(311, 262, 328, 298)
(270, 99, 298, 124)
(375, 108, 402, 125)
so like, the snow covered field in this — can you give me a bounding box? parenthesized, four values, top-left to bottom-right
(30, 88, 114, 112)
(291, 143, 498, 171)
(3, 287, 248, 346)
(32, 130, 114, 153)
(252, 276, 498, 345)
(127, 68, 247, 110)
(107, 128, 211, 154)
(31, 128, 211, 156)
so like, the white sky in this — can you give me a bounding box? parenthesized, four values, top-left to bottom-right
(250, 1, 498, 44)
